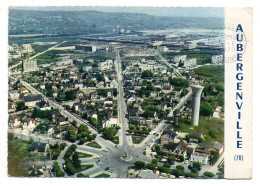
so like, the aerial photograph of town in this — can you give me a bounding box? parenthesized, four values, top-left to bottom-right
(8, 7, 225, 178)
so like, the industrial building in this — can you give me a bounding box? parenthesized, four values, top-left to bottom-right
(75, 44, 96, 52)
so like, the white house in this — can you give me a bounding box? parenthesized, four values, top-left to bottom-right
(9, 115, 21, 128)
(183, 58, 197, 67)
(190, 150, 209, 165)
(23, 118, 36, 132)
(174, 55, 187, 63)
(103, 118, 118, 128)
(9, 90, 20, 100)
(98, 59, 114, 71)
(83, 66, 92, 72)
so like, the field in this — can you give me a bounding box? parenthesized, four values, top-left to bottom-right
(77, 152, 93, 158)
(94, 173, 110, 178)
(74, 164, 94, 174)
(111, 136, 119, 144)
(86, 141, 102, 149)
(132, 136, 146, 144)
(8, 133, 30, 177)
(175, 117, 224, 143)
(194, 65, 224, 83)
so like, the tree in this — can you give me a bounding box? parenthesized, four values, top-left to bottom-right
(167, 156, 176, 164)
(52, 161, 65, 177)
(141, 70, 153, 78)
(78, 124, 89, 134)
(179, 155, 184, 162)
(204, 171, 215, 178)
(159, 166, 170, 173)
(71, 120, 77, 126)
(72, 152, 81, 169)
(65, 159, 76, 175)
(191, 162, 201, 171)
(191, 167, 198, 174)
(79, 138, 87, 144)
(169, 77, 188, 88)
(102, 127, 117, 140)
(163, 162, 171, 168)
(200, 103, 214, 116)
(172, 168, 185, 177)
(176, 165, 184, 171)
(134, 161, 145, 169)
(16, 101, 28, 111)
(76, 173, 85, 177)
(185, 172, 199, 178)
(65, 127, 78, 142)
(70, 144, 77, 151)
(146, 163, 156, 170)
(60, 143, 67, 150)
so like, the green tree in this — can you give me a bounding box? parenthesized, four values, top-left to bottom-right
(76, 173, 85, 177)
(146, 163, 157, 170)
(191, 162, 202, 171)
(159, 166, 170, 173)
(72, 152, 81, 169)
(16, 101, 28, 111)
(185, 172, 199, 178)
(102, 127, 117, 140)
(176, 165, 184, 171)
(134, 161, 145, 169)
(141, 70, 153, 78)
(172, 168, 185, 177)
(200, 103, 214, 116)
(65, 127, 78, 142)
(52, 161, 65, 177)
(204, 171, 215, 178)
(78, 124, 89, 134)
(60, 143, 67, 150)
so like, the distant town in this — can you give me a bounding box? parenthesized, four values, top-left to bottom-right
(8, 8, 224, 178)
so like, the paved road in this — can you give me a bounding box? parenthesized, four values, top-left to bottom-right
(155, 50, 184, 78)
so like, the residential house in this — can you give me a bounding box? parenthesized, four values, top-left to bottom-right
(128, 109, 139, 120)
(19, 87, 29, 94)
(30, 142, 50, 154)
(22, 94, 42, 107)
(190, 149, 210, 165)
(196, 141, 224, 155)
(23, 118, 36, 132)
(103, 118, 118, 128)
(9, 90, 20, 99)
(8, 102, 16, 112)
(8, 115, 21, 128)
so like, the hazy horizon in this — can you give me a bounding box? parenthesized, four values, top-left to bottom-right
(11, 6, 224, 18)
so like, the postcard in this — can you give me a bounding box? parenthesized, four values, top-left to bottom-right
(6, 6, 252, 179)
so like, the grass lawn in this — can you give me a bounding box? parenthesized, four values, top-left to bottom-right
(111, 136, 119, 144)
(176, 117, 224, 143)
(8, 133, 31, 176)
(193, 117, 224, 143)
(74, 164, 94, 173)
(132, 135, 145, 144)
(94, 173, 110, 178)
(86, 141, 102, 149)
(77, 152, 92, 158)
(174, 118, 193, 132)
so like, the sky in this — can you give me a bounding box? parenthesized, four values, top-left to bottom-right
(12, 7, 224, 18)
